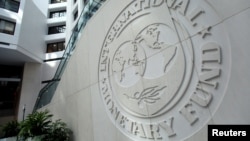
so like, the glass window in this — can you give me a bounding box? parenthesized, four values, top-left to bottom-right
(0, 0, 4, 7)
(50, 0, 66, 4)
(47, 41, 65, 53)
(73, 10, 78, 21)
(83, 0, 89, 4)
(57, 42, 65, 51)
(0, 19, 15, 35)
(48, 25, 66, 34)
(0, 0, 20, 13)
(49, 10, 66, 18)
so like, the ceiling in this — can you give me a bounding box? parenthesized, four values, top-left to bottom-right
(0, 48, 40, 66)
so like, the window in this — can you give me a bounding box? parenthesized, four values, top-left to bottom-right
(50, 0, 66, 4)
(73, 10, 78, 21)
(49, 10, 66, 18)
(0, 0, 20, 12)
(83, 0, 89, 4)
(48, 25, 66, 34)
(47, 41, 65, 53)
(0, 19, 15, 35)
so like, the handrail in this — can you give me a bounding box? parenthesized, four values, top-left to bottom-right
(33, 0, 105, 111)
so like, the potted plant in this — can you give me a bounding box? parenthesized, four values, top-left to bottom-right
(18, 110, 53, 141)
(43, 119, 71, 141)
(0, 120, 19, 141)
(0, 110, 72, 141)
(17, 109, 72, 141)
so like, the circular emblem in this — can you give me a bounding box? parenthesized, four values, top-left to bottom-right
(98, 0, 231, 140)
(111, 22, 193, 118)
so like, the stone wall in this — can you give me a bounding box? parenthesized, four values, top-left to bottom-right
(42, 0, 250, 141)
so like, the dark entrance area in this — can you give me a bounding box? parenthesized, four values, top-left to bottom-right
(0, 65, 23, 118)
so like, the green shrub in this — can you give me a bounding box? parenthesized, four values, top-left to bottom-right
(18, 109, 53, 140)
(44, 119, 71, 141)
(1, 110, 72, 141)
(18, 109, 72, 141)
(1, 120, 20, 138)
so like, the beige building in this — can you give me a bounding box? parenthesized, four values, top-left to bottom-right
(1, 0, 250, 141)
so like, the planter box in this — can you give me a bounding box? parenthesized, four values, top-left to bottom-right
(0, 137, 17, 141)
(0, 136, 44, 141)
(27, 136, 43, 141)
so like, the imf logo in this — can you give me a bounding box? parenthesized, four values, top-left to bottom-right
(111, 23, 192, 117)
(98, 0, 231, 140)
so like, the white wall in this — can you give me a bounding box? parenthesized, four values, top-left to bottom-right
(41, 0, 250, 141)
(0, 0, 46, 63)
(0, 2, 21, 49)
(32, 0, 49, 16)
(18, 63, 42, 121)
(17, 0, 47, 63)
(0, 0, 47, 64)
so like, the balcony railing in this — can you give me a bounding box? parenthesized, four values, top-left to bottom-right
(33, 0, 106, 111)
(0, 0, 20, 13)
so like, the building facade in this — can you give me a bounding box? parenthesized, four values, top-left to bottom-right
(0, 0, 91, 125)
(0, 0, 45, 125)
(1, 0, 250, 141)
(39, 0, 250, 141)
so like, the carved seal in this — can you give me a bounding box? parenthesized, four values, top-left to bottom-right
(98, 0, 231, 140)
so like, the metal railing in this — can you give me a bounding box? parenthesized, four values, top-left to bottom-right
(33, 0, 106, 111)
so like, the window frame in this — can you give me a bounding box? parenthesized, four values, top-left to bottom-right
(73, 10, 78, 21)
(0, 18, 16, 35)
(0, 0, 20, 13)
(48, 25, 66, 35)
(49, 10, 66, 18)
(47, 41, 65, 53)
(50, 0, 67, 4)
